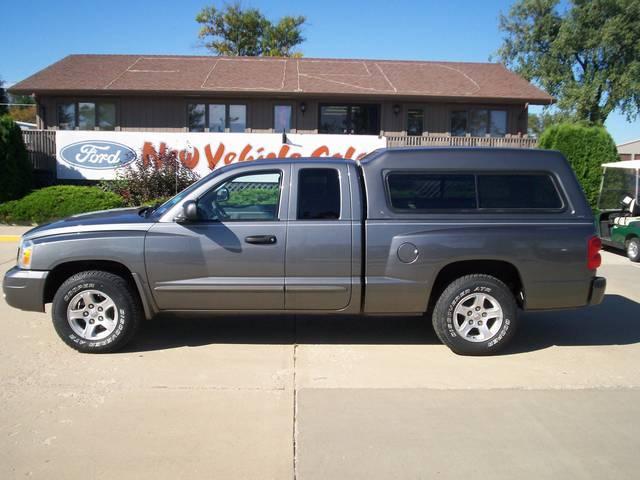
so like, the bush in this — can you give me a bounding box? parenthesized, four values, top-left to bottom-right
(539, 123, 618, 210)
(0, 115, 32, 202)
(0, 186, 124, 224)
(100, 149, 199, 206)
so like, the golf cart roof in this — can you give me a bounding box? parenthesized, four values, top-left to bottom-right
(602, 160, 640, 169)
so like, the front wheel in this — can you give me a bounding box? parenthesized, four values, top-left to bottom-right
(432, 274, 518, 356)
(52, 271, 142, 353)
(626, 238, 640, 262)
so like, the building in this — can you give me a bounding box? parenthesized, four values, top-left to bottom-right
(10, 54, 552, 144)
(618, 139, 640, 161)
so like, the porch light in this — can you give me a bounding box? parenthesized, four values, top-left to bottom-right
(393, 104, 401, 115)
(300, 102, 307, 114)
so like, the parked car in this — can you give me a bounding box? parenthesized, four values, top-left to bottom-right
(596, 159, 640, 262)
(3, 148, 606, 355)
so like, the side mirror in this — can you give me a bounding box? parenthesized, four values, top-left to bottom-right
(215, 187, 230, 203)
(177, 200, 199, 223)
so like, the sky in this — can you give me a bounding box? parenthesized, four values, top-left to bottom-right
(1, 0, 637, 144)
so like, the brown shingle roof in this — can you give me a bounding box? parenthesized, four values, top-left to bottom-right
(10, 54, 553, 104)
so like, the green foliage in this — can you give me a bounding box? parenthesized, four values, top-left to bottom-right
(222, 188, 279, 207)
(528, 110, 571, 137)
(0, 78, 8, 116)
(99, 149, 199, 206)
(0, 186, 124, 224)
(196, 2, 306, 56)
(538, 123, 618, 209)
(0, 115, 32, 202)
(8, 93, 36, 123)
(498, 0, 640, 124)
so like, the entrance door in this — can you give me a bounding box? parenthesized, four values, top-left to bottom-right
(145, 168, 289, 311)
(285, 164, 353, 310)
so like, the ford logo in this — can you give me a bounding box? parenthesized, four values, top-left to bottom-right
(59, 140, 137, 170)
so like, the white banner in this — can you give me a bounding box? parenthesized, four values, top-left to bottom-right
(55, 131, 387, 180)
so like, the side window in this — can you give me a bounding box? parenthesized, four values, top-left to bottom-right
(297, 169, 340, 220)
(199, 171, 282, 221)
(57, 103, 76, 130)
(478, 174, 563, 210)
(387, 173, 476, 211)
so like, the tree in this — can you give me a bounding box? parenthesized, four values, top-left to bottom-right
(8, 94, 36, 123)
(0, 116, 32, 202)
(196, 3, 306, 56)
(498, 0, 640, 124)
(0, 78, 8, 116)
(539, 123, 618, 209)
(528, 110, 570, 137)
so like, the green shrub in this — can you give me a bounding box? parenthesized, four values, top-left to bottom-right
(100, 149, 199, 206)
(539, 123, 618, 210)
(0, 186, 124, 224)
(0, 115, 32, 202)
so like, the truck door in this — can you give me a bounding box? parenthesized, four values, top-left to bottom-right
(145, 166, 289, 311)
(285, 163, 353, 310)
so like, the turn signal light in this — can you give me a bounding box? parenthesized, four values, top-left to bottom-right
(587, 236, 602, 270)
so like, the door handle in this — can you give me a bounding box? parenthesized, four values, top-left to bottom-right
(244, 235, 277, 245)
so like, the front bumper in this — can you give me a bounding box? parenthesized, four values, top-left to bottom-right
(588, 276, 606, 305)
(2, 266, 48, 312)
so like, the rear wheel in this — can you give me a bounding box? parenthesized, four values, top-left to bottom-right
(52, 271, 142, 353)
(626, 238, 640, 262)
(432, 274, 518, 356)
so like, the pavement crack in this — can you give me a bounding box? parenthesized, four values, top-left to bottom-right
(292, 314, 298, 480)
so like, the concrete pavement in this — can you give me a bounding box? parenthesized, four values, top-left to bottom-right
(1, 229, 639, 479)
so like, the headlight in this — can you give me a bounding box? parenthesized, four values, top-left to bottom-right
(18, 239, 34, 269)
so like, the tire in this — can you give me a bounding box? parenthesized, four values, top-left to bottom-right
(432, 274, 518, 356)
(626, 238, 640, 262)
(52, 271, 142, 353)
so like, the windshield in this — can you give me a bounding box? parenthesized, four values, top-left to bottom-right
(151, 169, 220, 218)
(598, 167, 639, 210)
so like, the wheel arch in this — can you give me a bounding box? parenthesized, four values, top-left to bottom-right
(427, 259, 524, 312)
(43, 260, 155, 319)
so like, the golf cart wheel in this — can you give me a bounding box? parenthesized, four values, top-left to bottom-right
(627, 237, 640, 262)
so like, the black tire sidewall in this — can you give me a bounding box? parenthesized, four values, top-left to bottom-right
(52, 273, 136, 353)
(434, 276, 517, 355)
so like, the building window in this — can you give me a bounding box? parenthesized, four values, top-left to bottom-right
(57, 101, 116, 130)
(450, 109, 507, 137)
(229, 105, 246, 132)
(57, 103, 76, 130)
(209, 104, 226, 132)
(407, 108, 424, 136)
(297, 169, 340, 220)
(319, 104, 380, 135)
(274, 105, 292, 133)
(189, 103, 247, 132)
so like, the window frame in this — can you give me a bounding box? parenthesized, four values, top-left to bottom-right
(383, 169, 567, 214)
(296, 168, 342, 221)
(56, 100, 118, 131)
(406, 107, 425, 136)
(318, 103, 381, 135)
(450, 109, 508, 137)
(196, 169, 284, 222)
(187, 102, 248, 133)
(273, 104, 294, 133)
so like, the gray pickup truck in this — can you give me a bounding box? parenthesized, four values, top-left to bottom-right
(3, 147, 606, 355)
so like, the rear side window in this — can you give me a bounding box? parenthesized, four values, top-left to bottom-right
(478, 174, 562, 209)
(297, 169, 341, 220)
(387, 173, 476, 210)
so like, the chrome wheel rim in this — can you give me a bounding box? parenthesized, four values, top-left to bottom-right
(67, 289, 119, 340)
(628, 241, 638, 259)
(453, 292, 504, 343)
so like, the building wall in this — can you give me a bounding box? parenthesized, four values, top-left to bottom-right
(36, 95, 529, 136)
(617, 140, 640, 161)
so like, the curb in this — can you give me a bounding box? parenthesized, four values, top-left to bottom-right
(0, 235, 20, 243)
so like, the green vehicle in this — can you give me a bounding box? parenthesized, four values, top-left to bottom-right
(597, 160, 640, 262)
